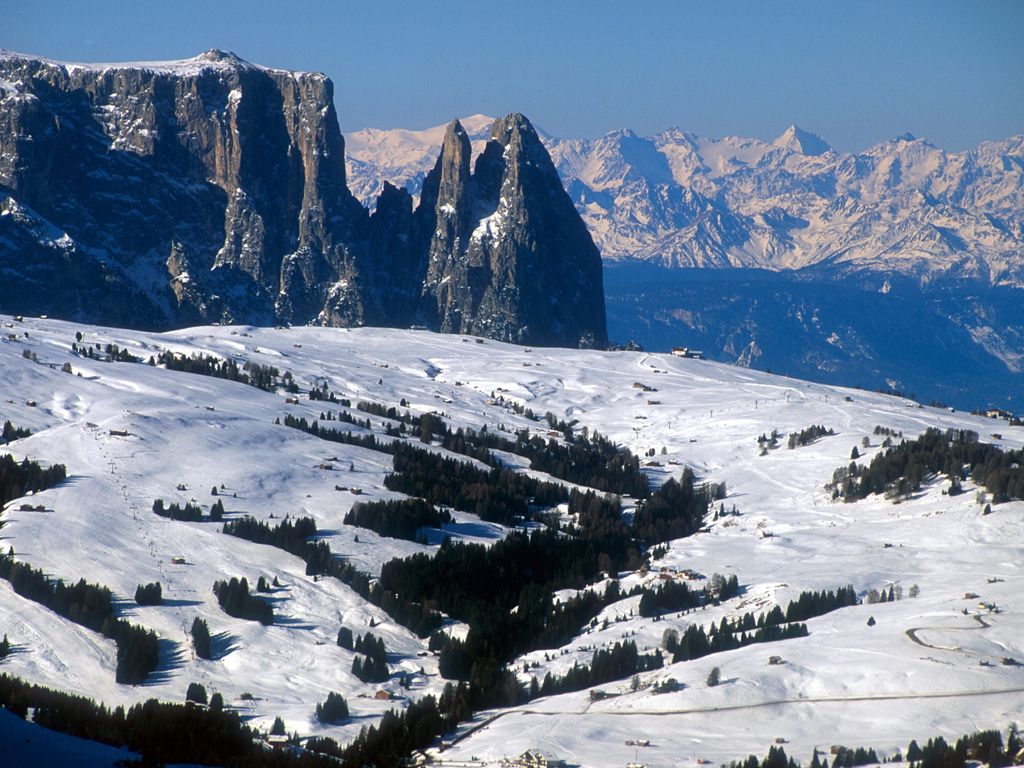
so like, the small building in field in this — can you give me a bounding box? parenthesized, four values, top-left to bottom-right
(671, 347, 704, 359)
(517, 749, 567, 768)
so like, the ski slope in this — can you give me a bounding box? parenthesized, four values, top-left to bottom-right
(0, 314, 1021, 765)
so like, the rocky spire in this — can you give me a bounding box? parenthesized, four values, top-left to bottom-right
(417, 113, 607, 347)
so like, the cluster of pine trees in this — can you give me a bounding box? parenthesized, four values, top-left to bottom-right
(831, 427, 1024, 503)
(315, 691, 350, 724)
(1, 420, 31, 444)
(153, 350, 283, 392)
(511, 428, 647, 497)
(191, 617, 212, 659)
(0, 673, 338, 766)
(785, 585, 858, 621)
(664, 586, 857, 665)
(72, 341, 140, 363)
(152, 498, 222, 522)
(787, 424, 835, 449)
(0, 551, 157, 684)
(308, 381, 350, 405)
(212, 577, 273, 625)
(222, 514, 444, 637)
(533, 639, 662, 698)
(905, 729, 1021, 768)
(351, 632, 389, 683)
(134, 581, 162, 606)
(283, 413, 391, 454)
(0, 454, 66, 507)
(631, 472, 711, 545)
(727, 745, 800, 768)
(666, 604, 812, 664)
(344, 497, 451, 541)
(637, 574, 741, 618)
(383, 441, 567, 526)
(222, 515, 317, 553)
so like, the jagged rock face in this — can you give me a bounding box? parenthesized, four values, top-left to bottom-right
(419, 115, 607, 347)
(0, 49, 369, 327)
(0, 52, 606, 348)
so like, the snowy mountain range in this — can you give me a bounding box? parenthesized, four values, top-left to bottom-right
(348, 119, 1024, 287)
(348, 119, 1024, 410)
(1, 314, 1022, 766)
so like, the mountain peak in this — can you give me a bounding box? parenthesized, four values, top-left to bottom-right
(195, 48, 247, 65)
(772, 125, 832, 156)
(459, 113, 496, 134)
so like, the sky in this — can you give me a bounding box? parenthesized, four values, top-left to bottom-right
(3, 0, 1023, 152)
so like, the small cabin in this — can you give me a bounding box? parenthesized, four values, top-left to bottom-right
(517, 750, 567, 768)
(768, 655, 784, 665)
(267, 734, 289, 749)
(171, 556, 186, 565)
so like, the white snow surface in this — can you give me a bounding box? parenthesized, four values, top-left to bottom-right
(0, 315, 1021, 764)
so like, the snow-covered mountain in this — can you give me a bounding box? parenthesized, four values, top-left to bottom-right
(347, 121, 1024, 286)
(1, 314, 1022, 766)
(346, 113, 496, 205)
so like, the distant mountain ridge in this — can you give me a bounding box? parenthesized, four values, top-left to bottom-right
(347, 118, 1024, 288)
(347, 117, 1024, 409)
(0, 51, 605, 347)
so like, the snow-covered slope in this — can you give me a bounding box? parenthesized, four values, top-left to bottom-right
(347, 121, 1024, 286)
(0, 314, 1021, 765)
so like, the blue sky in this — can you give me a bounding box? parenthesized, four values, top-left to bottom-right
(4, 0, 1022, 151)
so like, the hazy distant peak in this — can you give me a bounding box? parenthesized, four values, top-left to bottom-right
(772, 124, 832, 156)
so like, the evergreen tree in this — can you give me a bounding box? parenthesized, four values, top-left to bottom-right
(186, 682, 208, 705)
(707, 666, 721, 686)
(315, 692, 350, 724)
(191, 617, 212, 660)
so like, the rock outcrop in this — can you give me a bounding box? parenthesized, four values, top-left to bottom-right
(0, 50, 606, 347)
(418, 115, 606, 346)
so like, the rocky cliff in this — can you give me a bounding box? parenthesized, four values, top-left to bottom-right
(0, 50, 606, 348)
(418, 116, 606, 346)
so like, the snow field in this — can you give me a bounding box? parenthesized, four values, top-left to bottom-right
(0, 315, 1020, 764)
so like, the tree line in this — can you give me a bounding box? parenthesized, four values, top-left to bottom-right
(350, 632, 389, 683)
(787, 424, 835, 449)
(0, 454, 66, 508)
(384, 441, 567, 526)
(830, 427, 1024, 504)
(0, 673, 340, 766)
(344, 497, 451, 542)
(1, 420, 31, 444)
(153, 350, 287, 393)
(222, 515, 444, 637)
(152, 498, 224, 522)
(0, 551, 158, 684)
(212, 577, 273, 625)
(534, 639, 663, 698)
